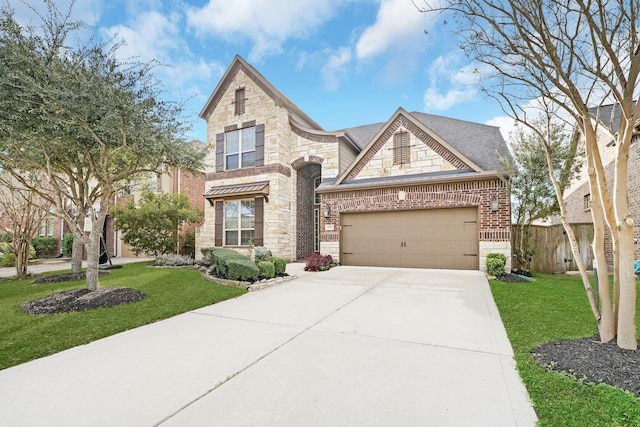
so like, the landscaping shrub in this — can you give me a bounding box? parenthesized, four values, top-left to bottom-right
(304, 251, 336, 272)
(61, 233, 74, 257)
(271, 257, 286, 275)
(1, 252, 15, 267)
(0, 233, 12, 243)
(486, 252, 506, 276)
(31, 236, 57, 258)
(226, 258, 259, 281)
(258, 260, 275, 279)
(155, 254, 194, 266)
(0, 242, 12, 256)
(253, 246, 272, 263)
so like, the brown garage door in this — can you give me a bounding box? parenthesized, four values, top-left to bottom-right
(341, 208, 478, 270)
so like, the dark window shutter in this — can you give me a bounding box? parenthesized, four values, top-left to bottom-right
(215, 133, 224, 172)
(253, 197, 264, 247)
(235, 88, 245, 115)
(393, 131, 410, 165)
(255, 124, 265, 167)
(215, 201, 223, 247)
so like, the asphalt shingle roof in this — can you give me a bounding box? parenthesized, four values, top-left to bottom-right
(340, 111, 511, 172)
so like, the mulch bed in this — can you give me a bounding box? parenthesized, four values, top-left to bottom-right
(22, 287, 144, 315)
(532, 336, 640, 396)
(494, 273, 530, 283)
(31, 271, 109, 285)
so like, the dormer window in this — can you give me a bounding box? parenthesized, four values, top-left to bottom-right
(235, 88, 245, 115)
(393, 131, 410, 165)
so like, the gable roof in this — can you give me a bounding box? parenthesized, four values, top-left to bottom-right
(334, 108, 509, 185)
(339, 111, 510, 172)
(588, 102, 640, 135)
(199, 55, 323, 130)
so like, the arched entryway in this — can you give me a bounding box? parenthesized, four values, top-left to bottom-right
(295, 163, 321, 259)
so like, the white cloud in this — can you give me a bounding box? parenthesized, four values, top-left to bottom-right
(355, 0, 433, 60)
(102, 9, 223, 90)
(486, 116, 518, 142)
(186, 0, 341, 62)
(103, 11, 180, 63)
(422, 52, 479, 111)
(321, 47, 352, 91)
(423, 87, 475, 110)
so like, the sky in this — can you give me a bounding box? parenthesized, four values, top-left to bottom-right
(11, 0, 517, 144)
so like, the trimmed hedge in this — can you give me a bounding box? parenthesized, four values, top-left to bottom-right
(271, 257, 286, 275)
(258, 261, 275, 279)
(227, 258, 259, 281)
(253, 246, 271, 263)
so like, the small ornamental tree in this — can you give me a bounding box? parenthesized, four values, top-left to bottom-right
(111, 192, 203, 257)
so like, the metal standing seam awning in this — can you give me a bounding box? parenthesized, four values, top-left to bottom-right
(203, 181, 270, 205)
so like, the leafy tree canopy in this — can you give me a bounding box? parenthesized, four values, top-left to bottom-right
(112, 192, 203, 257)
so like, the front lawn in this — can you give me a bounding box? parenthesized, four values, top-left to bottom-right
(490, 274, 640, 427)
(0, 262, 245, 370)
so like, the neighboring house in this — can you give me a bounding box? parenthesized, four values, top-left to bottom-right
(564, 103, 640, 266)
(195, 55, 512, 271)
(114, 164, 206, 258)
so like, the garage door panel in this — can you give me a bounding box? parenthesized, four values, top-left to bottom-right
(341, 208, 478, 270)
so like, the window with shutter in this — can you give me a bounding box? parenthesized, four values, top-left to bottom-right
(393, 131, 410, 165)
(225, 127, 256, 170)
(224, 199, 255, 246)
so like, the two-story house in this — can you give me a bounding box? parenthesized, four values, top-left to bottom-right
(195, 55, 513, 271)
(564, 103, 640, 267)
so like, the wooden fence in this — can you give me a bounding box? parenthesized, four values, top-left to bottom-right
(512, 223, 594, 273)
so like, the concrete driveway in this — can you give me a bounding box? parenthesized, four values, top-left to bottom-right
(0, 264, 537, 426)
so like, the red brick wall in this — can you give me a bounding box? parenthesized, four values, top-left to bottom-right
(320, 177, 511, 244)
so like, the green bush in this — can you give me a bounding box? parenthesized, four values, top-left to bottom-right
(0, 233, 12, 243)
(227, 258, 259, 281)
(1, 252, 15, 267)
(31, 236, 57, 258)
(0, 242, 12, 255)
(271, 257, 286, 275)
(253, 246, 272, 263)
(61, 233, 74, 257)
(258, 260, 275, 279)
(155, 254, 194, 266)
(486, 252, 506, 276)
(213, 249, 248, 276)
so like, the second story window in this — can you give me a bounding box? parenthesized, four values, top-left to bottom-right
(226, 127, 256, 170)
(235, 88, 245, 115)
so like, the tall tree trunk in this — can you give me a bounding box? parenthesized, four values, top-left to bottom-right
(71, 236, 84, 273)
(584, 132, 616, 342)
(617, 219, 637, 349)
(71, 212, 86, 273)
(613, 123, 637, 350)
(589, 183, 615, 343)
(85, 233, 100, 291)
(85, 207, 108, 291)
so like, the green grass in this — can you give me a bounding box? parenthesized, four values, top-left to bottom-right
(490, 274, 640, 427)
(0, 262, 245, 370)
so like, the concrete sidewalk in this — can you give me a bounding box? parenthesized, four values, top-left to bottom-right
(0, 265, 537, 426)
(0, 256, 155, 278)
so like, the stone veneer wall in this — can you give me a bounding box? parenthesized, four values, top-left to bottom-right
(320, 178, 512, 271)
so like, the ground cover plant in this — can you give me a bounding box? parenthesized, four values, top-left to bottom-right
(490, 274, 640, 427)
(0, 262, 245, 370)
